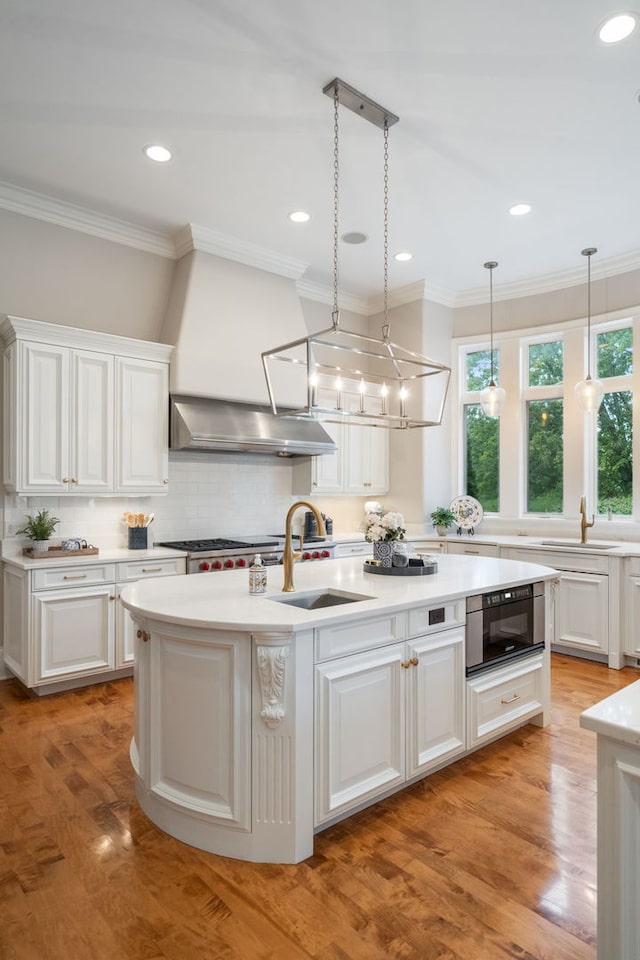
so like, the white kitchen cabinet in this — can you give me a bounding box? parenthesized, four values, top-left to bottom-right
(0, 316, 172, 496)
(467, 653, 546, 749)
(2, 553, 186, 692)
(116, 356, 169, 494)
(622, 558, 640, 660)
(504, 547, 610, 661)
(314, 608, 465, 825)
(292, 388, 388, 496)
(33, 583, 116, 683)
(334, 540, 371, 558)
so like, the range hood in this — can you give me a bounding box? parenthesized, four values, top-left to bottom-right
(169, 395, 336, 457)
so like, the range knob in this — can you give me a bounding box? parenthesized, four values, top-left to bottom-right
(312, 551, 321, 559)
(212, 560, 223, 570)
(321, 550, 331, 558)
(302, 551, 312, 560)
(224, 559, 235, 569)
(236, 558, 247, 568)
(199, 561, 211, 571)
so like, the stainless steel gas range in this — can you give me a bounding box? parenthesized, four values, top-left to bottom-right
(157, 536, 335, 574)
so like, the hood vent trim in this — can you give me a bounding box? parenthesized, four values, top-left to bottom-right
(169, 395, 337, 457)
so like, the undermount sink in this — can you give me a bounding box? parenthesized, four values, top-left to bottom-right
(539, 540, 616, 551)
(269, 589, 374, 610)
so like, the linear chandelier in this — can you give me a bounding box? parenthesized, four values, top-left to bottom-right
(262, 78, 451, 430)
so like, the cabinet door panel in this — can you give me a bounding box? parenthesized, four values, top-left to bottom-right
(624, 577, 640, 656)
(315, 643, 405, 824)
(21, 341, 69, 492)
(116, 358, 168, 492)
(148, 632, 251, 830)
(555, 571, 609, 654)
(407, 627, 465, 777)
(72, 350, 114, 491)
(33, 586, 115, 682)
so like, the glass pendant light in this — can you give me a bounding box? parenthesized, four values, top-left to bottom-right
(575, 247, 604, 413)
(479, 260, 505, 417)
(262, 78, 450, 429)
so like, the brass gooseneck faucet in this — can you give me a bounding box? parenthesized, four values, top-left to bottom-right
(282, 500, 326, 592)
(579, 495, 595, 544)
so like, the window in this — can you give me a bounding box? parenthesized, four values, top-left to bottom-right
(456, 319, 637, 521)
(524, 338, 564, 514)
(595, 326, 633, 515)
(461, 348, 500, 511)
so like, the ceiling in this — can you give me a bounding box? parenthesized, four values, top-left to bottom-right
(1, 0, 640, 304)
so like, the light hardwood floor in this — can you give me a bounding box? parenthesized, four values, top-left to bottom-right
(0, 654, 637, 960)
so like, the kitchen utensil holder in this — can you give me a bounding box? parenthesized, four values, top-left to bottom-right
(128, 527, 148, 550)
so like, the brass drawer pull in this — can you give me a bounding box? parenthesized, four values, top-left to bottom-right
(464, 549, 480, 555)
(501, 693, 521, 705)
(141, 567, 162, 573)
(63, 574, 87, 580)
(136, 629, 150, 642)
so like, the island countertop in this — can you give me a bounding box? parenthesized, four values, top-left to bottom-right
(120, 554, 556, 632)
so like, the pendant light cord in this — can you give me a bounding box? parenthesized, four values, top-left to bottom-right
(332, 85, 340, 326)
(383, 119, 389, 339)
(582, 247, 597, 379)
(484, 261, 498, 384)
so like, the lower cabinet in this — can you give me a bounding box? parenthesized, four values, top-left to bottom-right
(466, 653, 546, 749)
(624, 559, 640, 659)
(314, 623, 465, 825)
(554, 570, 609, 657)
(2, 554, 185, 692)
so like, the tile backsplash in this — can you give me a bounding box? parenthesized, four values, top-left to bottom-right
(3, 452, 365, 549)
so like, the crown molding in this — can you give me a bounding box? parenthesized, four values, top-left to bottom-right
(175, 223, 308, 280)
(454, 250, 640, 307)
(295, 279, 369, 315)
(0, 181, 175, 259)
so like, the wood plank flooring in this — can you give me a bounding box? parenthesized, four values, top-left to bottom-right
(0, 654, 637, 960)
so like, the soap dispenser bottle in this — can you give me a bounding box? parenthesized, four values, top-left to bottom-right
(249, 554, 267, 595)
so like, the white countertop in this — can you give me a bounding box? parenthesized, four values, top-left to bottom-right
(120, 554, 556, 633)
(1, 545, 187, 570)
(580, 680, 640, 747)
(333, 530, 640, 556)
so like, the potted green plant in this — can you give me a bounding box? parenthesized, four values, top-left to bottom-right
(430, 507, 455, 537)
(17, 508, 60, 552)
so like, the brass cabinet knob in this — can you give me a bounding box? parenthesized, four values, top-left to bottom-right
(401, 660, 410, 669)
(136, 628, 150, 642)
(409, 657, 419, 667)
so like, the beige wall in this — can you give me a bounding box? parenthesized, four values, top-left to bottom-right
(0, 209, 174, 340)
(453, 267, 640, 338)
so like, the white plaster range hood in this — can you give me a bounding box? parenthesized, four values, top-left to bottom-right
(160, 242, 336, 456)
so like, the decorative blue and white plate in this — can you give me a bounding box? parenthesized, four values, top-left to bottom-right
(449, 495, 483, 530)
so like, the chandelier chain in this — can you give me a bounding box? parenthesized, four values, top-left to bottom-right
(383, 119, 389, 329)
(332, 86, 340, 319)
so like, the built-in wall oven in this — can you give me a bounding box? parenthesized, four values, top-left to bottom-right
(465, 581, 544, 676)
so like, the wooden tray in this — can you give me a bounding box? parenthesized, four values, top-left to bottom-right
(23, 546, 99, 559)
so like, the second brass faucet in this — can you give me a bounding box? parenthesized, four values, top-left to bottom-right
(579, 495, 594, 544)
(282, 500, 326, 592)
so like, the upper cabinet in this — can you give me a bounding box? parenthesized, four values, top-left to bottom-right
(293, 387, 389, 497)
(1, 316, 172, 496)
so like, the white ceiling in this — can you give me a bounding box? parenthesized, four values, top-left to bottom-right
(1, 0, 640, 304)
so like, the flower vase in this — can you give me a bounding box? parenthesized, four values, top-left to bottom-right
(372, 541, 393, 567)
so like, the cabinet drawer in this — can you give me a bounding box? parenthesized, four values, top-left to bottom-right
(315, 613, 405, 662)
(407, 599, 465, 637)
(116, 557, 186, 581)
(408, 540, 446, 555)
(627, 557, 640, 577)
(32, 564, 114, 591)
(447, 542, 499, 558)
(334, 542, 370, 558)
(467, 654, 544, 748)
(504, 547, 608, 574)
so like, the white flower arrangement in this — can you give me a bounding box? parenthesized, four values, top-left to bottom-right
(363, 510, 406, 543)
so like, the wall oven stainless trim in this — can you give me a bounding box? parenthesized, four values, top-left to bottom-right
(466, 580, 544, 677)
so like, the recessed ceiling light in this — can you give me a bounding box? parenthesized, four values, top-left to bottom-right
(509, 203, 531, 216)
(394, 251, 413, 262)
(144, 144, 172, 163)
(598, 12, 637, 43)
(341, 232, 368, 244)
(288, 210, 310, 223)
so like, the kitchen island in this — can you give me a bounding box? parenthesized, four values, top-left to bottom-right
(121, 554, 556, 863)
